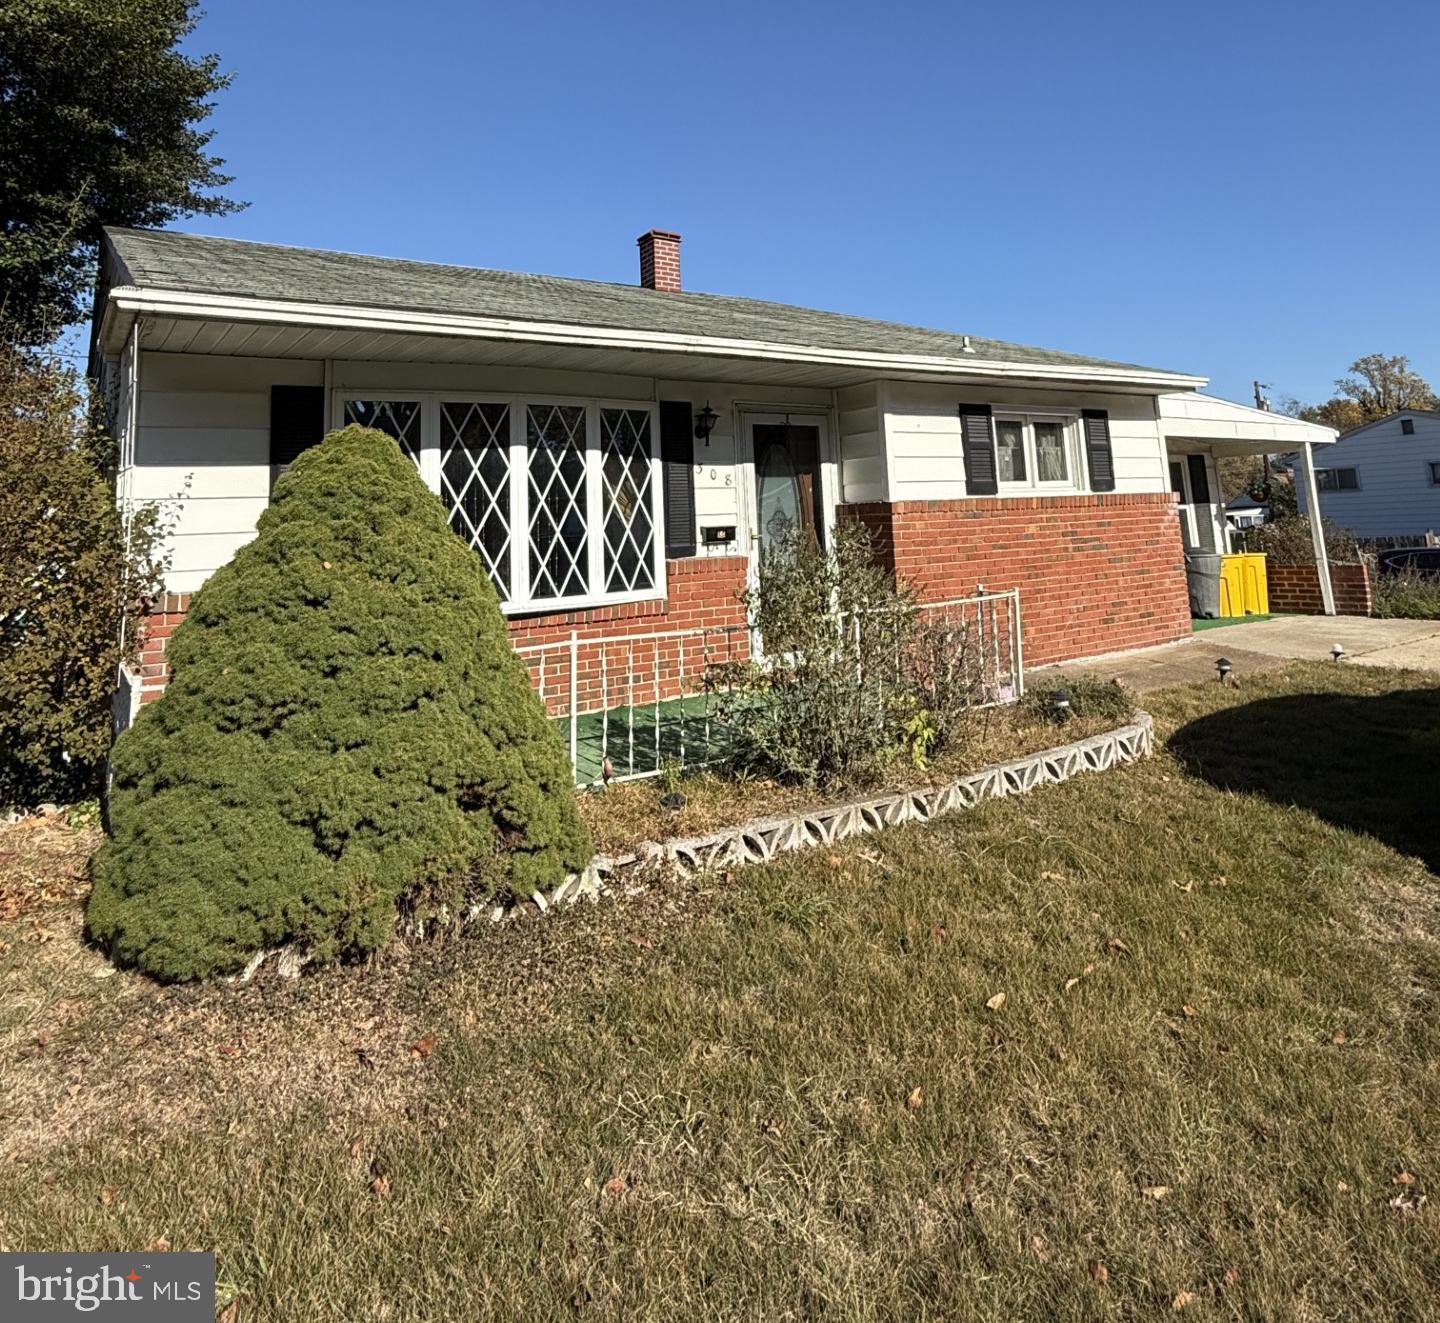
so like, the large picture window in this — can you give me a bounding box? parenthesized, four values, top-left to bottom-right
(341, 394, 663, 612)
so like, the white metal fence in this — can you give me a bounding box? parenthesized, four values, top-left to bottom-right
(516, 587, 1023, 786)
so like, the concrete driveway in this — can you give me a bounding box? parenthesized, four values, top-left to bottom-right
(1042, 616, 1440, 693)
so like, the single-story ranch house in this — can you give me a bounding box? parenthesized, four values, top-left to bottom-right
(90, 227, 1339, 725)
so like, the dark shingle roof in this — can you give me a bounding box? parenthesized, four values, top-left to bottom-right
(103, 227, 1188, 378)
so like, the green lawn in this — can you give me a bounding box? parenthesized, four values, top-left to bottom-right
(2, 663, 1437, 1320)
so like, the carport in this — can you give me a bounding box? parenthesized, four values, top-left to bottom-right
(1157, 393, 1340, 614)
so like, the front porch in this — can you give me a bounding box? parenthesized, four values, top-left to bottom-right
(1157, 392, 1341, 617)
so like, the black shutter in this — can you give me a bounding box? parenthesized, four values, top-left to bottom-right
(659, 400, 697, 559)
(1081, 409, 1116, 492)
(1185, 453, 1212, 504)
(270, 385, 325, 468)
(958, 403, 998, 495)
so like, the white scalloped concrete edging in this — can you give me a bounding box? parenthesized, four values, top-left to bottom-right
(526, 709, 1155, 915)
(238, 711, 1153, 977)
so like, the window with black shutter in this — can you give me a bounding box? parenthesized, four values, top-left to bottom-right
(659, 400, 697, 558)
(958, 403, 998, 495)
(270, 385, 324, 471)
(1081, 409, 1116, 492)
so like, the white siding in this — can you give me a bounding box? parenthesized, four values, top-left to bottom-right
(1296, 413, 1440, 538)
(134, 352, 837, 592)
(135, 353, 322, 592)
(835, 382, 885, 502)
(880, 381, 1166, 501)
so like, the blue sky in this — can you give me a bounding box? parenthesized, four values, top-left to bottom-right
(174, 0, 1440, 406)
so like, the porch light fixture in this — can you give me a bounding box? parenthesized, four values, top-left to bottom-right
(1331, 643, 1345, 662)
(1050, 687, 1072, 723)
(694, 403, 719, 446)
(1216, 657, 1232, 683)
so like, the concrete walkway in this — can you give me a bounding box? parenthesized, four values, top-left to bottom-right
(1041, 616, 1440, 693)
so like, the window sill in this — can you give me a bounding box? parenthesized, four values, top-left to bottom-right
(502, 587, 667, 619)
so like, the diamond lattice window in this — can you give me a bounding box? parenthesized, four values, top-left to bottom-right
(527, 404, 589, 600)
(343, 399, 423, 465)
(440, 401, 511, 599)
(600, 408, 655, 592)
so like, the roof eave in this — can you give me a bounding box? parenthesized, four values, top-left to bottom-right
(105, 286, 1208, 391)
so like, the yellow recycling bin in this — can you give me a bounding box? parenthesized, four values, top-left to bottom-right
(1219, 552, 1269, 617)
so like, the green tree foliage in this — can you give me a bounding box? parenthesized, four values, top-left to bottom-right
(88, 426, 591, 980)
(0, 345, 166, 805)
(0, 0, 241, 343)
(1298, 354, 1438, 434)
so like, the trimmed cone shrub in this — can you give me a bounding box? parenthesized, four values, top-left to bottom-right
(88, 425, 591, 980)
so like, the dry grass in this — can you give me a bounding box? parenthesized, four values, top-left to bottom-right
(1, 664, 1438, 1320)
(580, 693, 1131, 857)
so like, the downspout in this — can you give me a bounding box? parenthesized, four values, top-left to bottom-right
(1297, 441, 1336, 616)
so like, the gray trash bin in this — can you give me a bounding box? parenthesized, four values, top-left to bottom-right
(1185, 553, 1222, 619)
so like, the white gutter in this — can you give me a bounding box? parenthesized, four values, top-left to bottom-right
(99, 286, 1209, 392)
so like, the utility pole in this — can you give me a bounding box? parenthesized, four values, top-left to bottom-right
(1253, 380, 1271, 412)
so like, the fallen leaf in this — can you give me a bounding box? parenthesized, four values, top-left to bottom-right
(1172, 1291, 1197, 1311)
(348, 1138, 364, 1160)
(1040, 870, 1065, 882)
(985, 992, 1006, 1011)
(1064, 977, 1081, 993)
(1181, 1005, 1197, 1018)
(1107, 937, 1132, 956)
(144, 1237, 170, 1253)
(825, 855, 844, 869)
(66, 1084, 81, 1100)
(409, 1034, 438, 1059)
(1031, 1234, 1051, 1262)
(217, 1302, 239, 1323)
(930, 924, 948, 944)
(1336, 1181, 1350, 1192)
(906, 1086, 924, 1111)
(218, 1043, 238, 1056)
(1088, 1260, 1109, 1285)
(1389, 1191, 1426, 1216)
(1143, 1185, 1172, 1200)
(627, 934, 655, 950)
(98, 1186, 116, 1206)
(368, 1175, 391, 1197)
(1171, 880, 1194, 893)
(1331, 1030, 1347, 1045)
(1223, 1268, 1240, 1286)
(603, 1176, 628, 1196)
(1393, 1170, 1416, 1186)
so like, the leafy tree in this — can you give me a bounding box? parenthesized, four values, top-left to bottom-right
(88, 425, 591, 981)
(1298, 354, 1438, 434)
(0, 0, 241, 344)
(0, 345, 166, 806)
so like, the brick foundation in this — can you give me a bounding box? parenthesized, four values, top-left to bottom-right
(132, 556, 750, 716)
(842, 493, 1192, 666)
(1266, 561, 1372, 616)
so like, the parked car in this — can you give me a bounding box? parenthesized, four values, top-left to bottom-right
(1376, 546, 1440, 576)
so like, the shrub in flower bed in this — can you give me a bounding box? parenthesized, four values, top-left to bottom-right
(88, 426, 590, 981)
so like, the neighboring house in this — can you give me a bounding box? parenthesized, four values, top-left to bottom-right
(1296, 409, 1440, 539)
(1224, 491, 1270, 535)
(89, 227, 1339, 723)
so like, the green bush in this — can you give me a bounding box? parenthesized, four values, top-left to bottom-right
(0, 346, 166, 807)
(1372, 570, 1440, 620)
(87, 425, 591, 980)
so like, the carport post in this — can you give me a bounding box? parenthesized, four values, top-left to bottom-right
(1297, 441, 1336, 616)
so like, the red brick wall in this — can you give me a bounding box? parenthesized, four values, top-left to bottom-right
(136, 591, 193, 706)
(842, 493, 1192, 666)
(1266, 561, 1372, 616)
(637, 229, 682, 292)
(131, 555, 749, 716)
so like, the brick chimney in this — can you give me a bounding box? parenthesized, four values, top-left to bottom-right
(637, 229, 681, 292)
